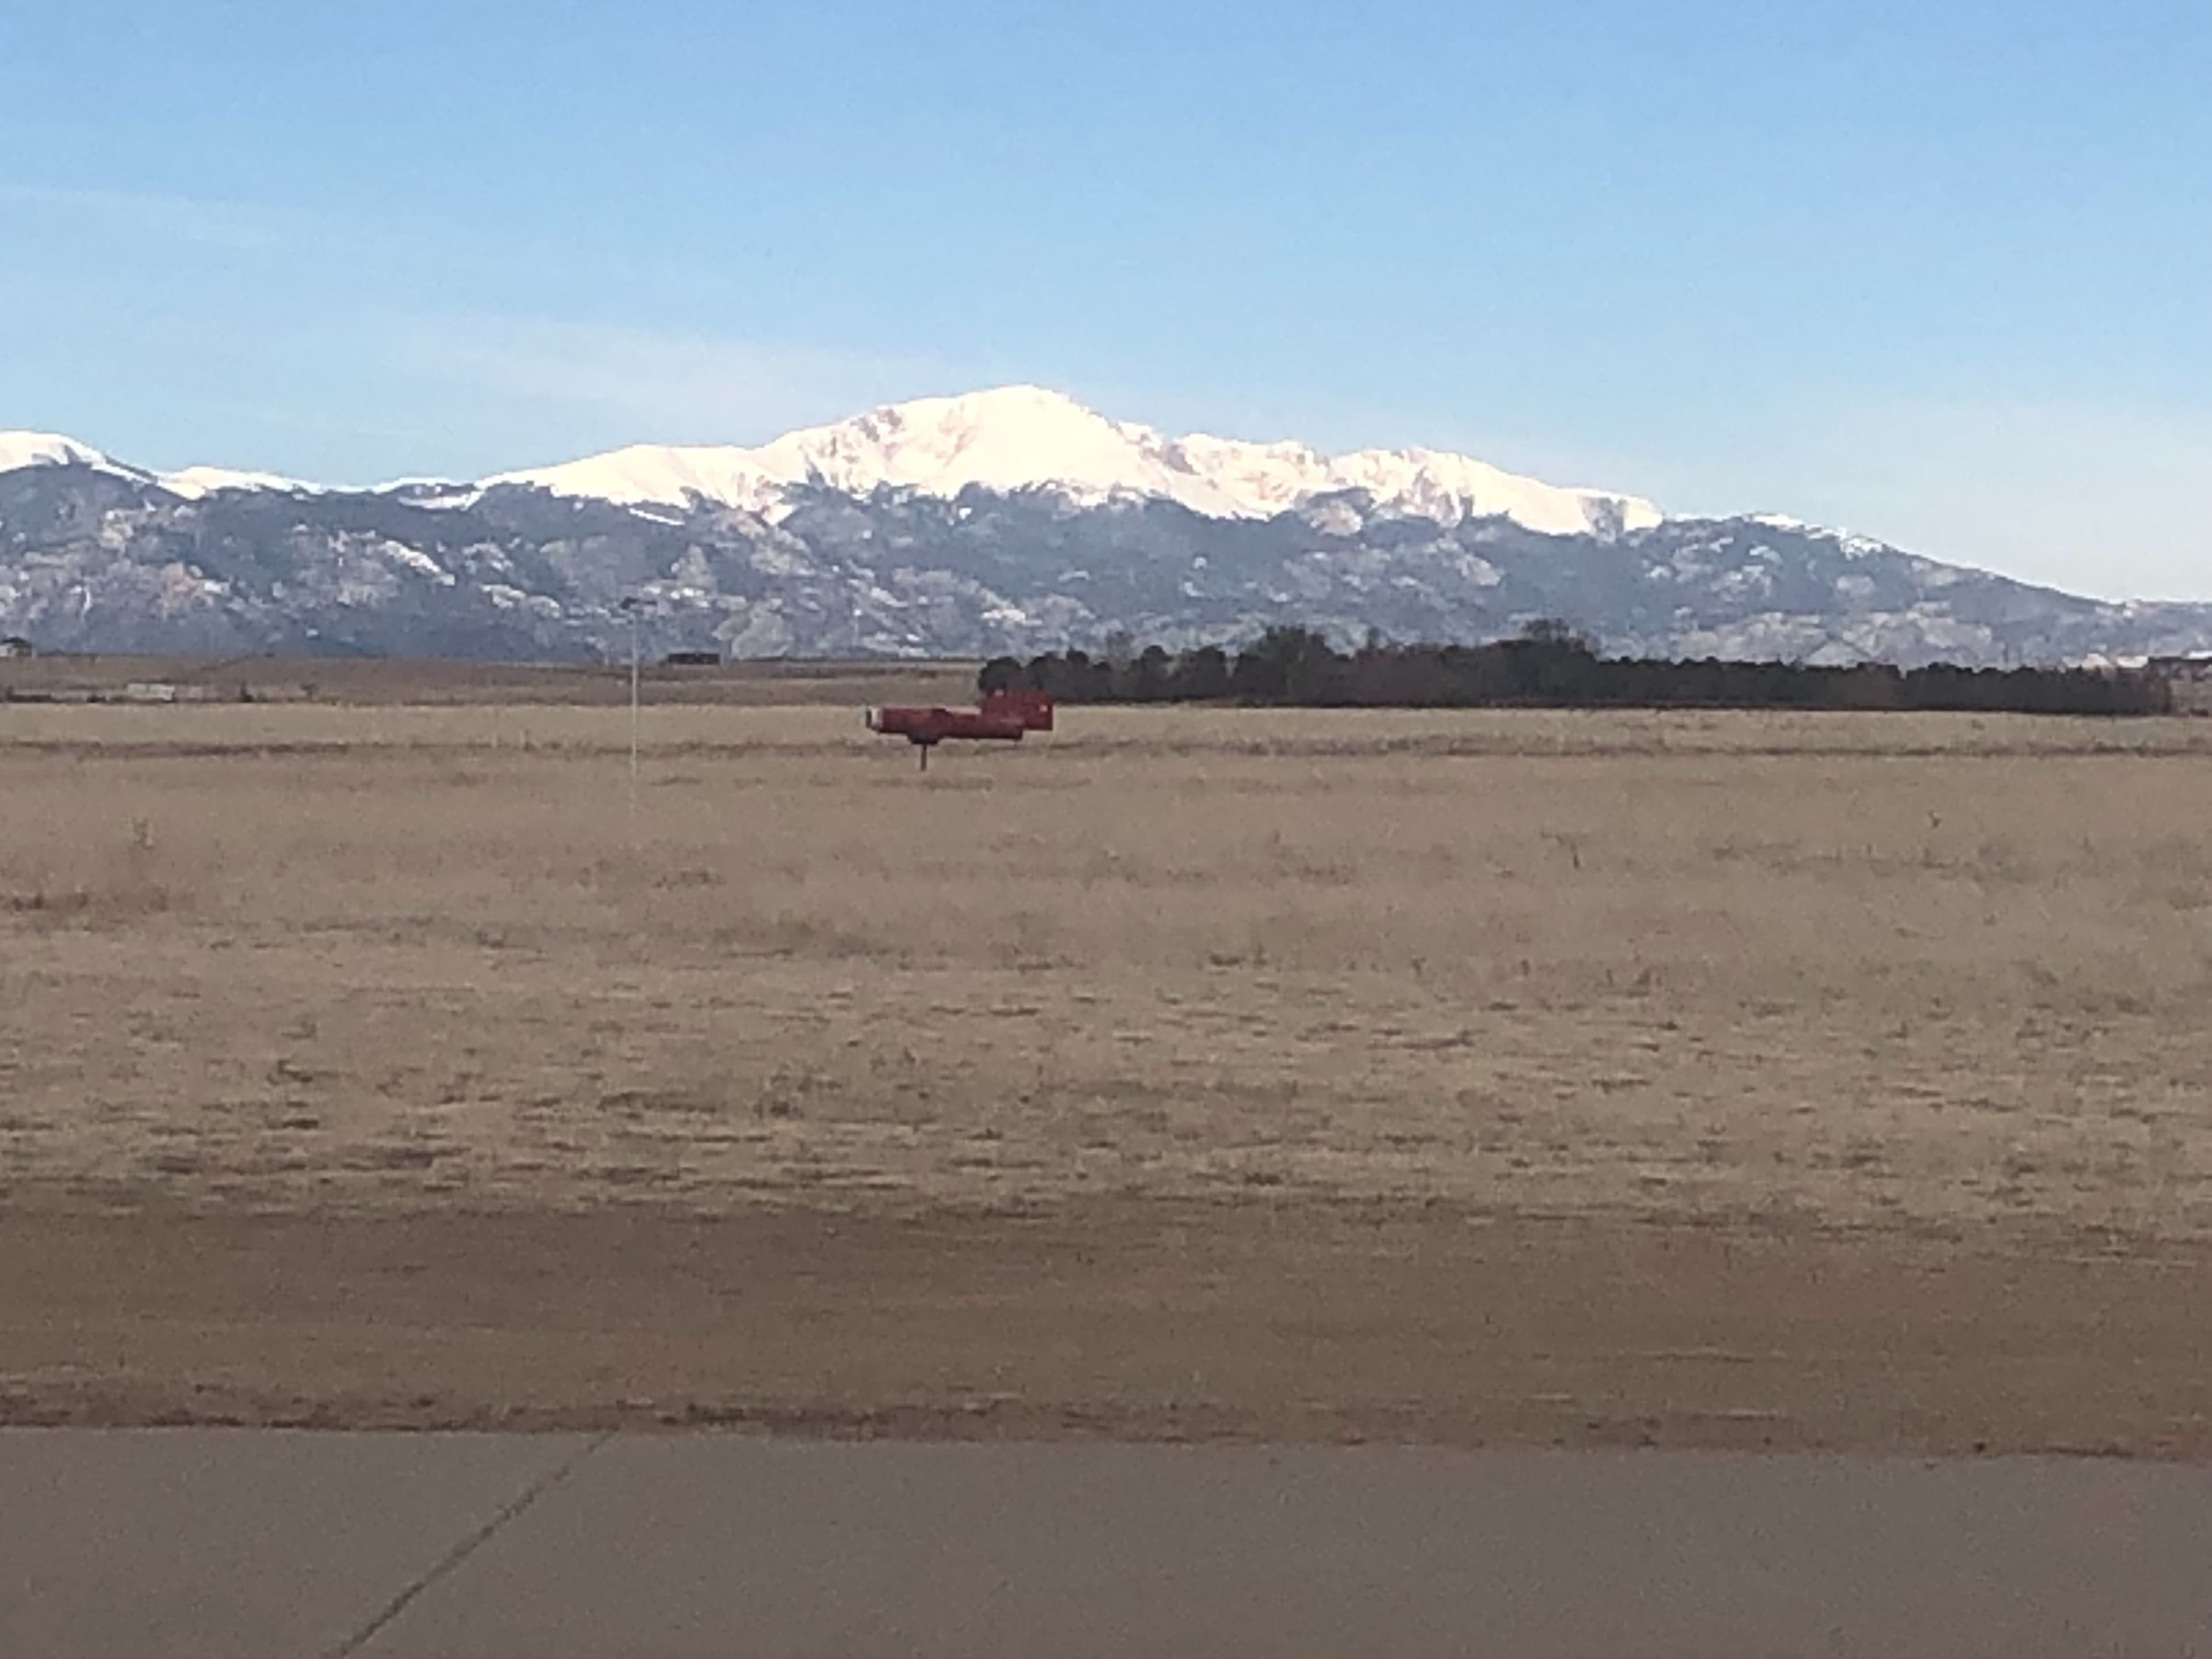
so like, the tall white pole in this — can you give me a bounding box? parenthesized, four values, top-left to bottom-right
(628, 603, 641, 819)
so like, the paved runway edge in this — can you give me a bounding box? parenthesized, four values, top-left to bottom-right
(8, 1432, 2210, 1659)
(1, 1430, 592, 1659)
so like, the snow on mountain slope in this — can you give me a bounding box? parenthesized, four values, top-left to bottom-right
(487, 387, 1662, 536)
(0, 430, 134, 478)
(5, 392, 1662, 535)
(158, 465, 317, 499)
(0, 434, 329, 503)
(0, 433, 319, 499)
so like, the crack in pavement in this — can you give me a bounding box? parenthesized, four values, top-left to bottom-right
(317, 1431, 614, 1659)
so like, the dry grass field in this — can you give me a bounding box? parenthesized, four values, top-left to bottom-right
(6, 694, 2212, 1453)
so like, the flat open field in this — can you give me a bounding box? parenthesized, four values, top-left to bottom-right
(6, 698, 2212, 1455)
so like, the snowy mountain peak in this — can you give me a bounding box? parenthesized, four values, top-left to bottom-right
(487, 388, 1664, 537)
(0, 433, 323, 501)
(0, 430, 124, 476)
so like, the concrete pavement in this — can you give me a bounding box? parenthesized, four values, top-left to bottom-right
(5, 1432, 2210, 1658)
(1, 1431, 589, 1659)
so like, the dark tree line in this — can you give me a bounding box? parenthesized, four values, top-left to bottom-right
(980, 624, 2169, 716)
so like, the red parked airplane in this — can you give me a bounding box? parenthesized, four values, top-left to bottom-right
(865, 687, 1055, 768)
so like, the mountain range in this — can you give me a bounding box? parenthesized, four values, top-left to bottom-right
(3, 386, 2207, 667)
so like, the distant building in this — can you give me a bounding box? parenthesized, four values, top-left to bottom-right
(119, 682, 209, 704)
(663, 650, 722, 667)
(0, 636, 32, 659)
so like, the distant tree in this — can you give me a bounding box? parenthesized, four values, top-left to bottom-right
(1130, 643, 1172, 701)
(1234, 626, 1343, 703)
(1174, 644, 1230, 701)
(1517, 616, 1590, 650)
(992, 627, 2165, 716)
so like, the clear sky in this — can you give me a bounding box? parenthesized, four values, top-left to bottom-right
(3, 1, 2207, 597)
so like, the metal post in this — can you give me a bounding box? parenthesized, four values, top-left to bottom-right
(621, 597, 642, 820)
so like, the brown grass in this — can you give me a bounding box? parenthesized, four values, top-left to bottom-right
(6, 703, 2212, 1241)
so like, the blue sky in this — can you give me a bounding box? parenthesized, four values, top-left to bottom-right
(3, 0, 2208, 597)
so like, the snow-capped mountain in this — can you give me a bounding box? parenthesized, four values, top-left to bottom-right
(0, 430, 311, 501)
(3, 393, 2210, 667)
(494, 386, 1662, 537)
(158, 465, 320, 501)
(0, 430, 130, 479)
